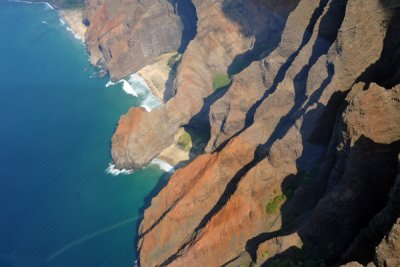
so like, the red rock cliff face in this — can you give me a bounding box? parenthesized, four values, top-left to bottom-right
(84, 0, 400, 266)
(83, 0, 193, 81)
(134, 0, 400, 266)
(111, 0, 299, 170)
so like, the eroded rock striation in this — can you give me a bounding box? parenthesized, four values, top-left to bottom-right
(82, 0, 400, 265)
(111, 0, 300, 169)
(83, 0, 196, 81)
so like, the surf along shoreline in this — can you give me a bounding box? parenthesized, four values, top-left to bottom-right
(18, 0, 196, 173)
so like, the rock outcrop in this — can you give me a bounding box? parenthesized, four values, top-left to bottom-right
(111, 0, 299, 170)
(83, 0, 197, 81)
(79, 0, 400, 265)
(133, 0, 400, 266)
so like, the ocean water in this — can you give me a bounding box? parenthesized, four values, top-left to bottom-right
(0, 1, 167, 266)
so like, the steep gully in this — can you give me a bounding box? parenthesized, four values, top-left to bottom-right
(83, 0, 400, 266)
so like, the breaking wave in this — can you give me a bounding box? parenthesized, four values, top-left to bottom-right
(106, 73, 162, 112)
(106, 163, 134, 176)
(122, 79, 138, 97)
(8, 0, 54, 10)
(151, 159, 175, 173)
(59, 18, 84, 42)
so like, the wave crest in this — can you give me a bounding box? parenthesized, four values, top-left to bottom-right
(105, 163, 134, 176)
(8, 0, 54, 10)
(151, 159, 175, 173)
(106, 73, 162, 112)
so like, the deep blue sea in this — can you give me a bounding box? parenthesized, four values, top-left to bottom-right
(0, 1, 168, 266)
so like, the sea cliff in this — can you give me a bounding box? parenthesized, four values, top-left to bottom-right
(79, 0, 400, 265)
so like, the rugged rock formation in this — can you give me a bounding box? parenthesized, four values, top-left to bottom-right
(111, 0, 299, 169)
(83, 0, 196, 81)
(80, 0, 400, 265)
(133, 0, 400, 266)
(375, 218, 400, 267)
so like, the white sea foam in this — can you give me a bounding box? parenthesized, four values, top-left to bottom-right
(106, 159, 174, 176)
(41, 20, 47, 24)
(151, 158, 175, 173)
(122, 79, 138, 97)
(43, 2, 53, 10)
(8, 0, 54, 10)
(58, 18, 85, 44)
(66, 25, 82, 41)
(105, 80, 122, 87)
(106, 163, 134, 176)
(106, 74, 162, 111)
(140, 104, 152, 112)
(141, 93, 162, 112)
(128, 73, 162, 111)
(127, 73, 149, 93)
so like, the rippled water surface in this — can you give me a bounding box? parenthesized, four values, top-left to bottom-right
(0, 1, 166, 266)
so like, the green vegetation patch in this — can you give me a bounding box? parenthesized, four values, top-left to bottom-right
(266, 194, 287, 214)
(213, 73, 231, 91)
(177, 131, 192, 151)
(262, 250, 270, 258)
(167, 53, 181, 69)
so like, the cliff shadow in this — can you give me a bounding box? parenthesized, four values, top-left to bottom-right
(171, 0, 198, 54)
(134, 171, 173, 245)
(240, 0, 351, 260)
(162, 0, 197, 103)
(180, 84, 232, 165)
(250, 3, 400, 265)
(357, 7, 400, 88)
(163, 56, 181, 103)
(221, 0, 300, 77)
(214, 0, 336, 154)
(258, 136, 400, 266)
(172, 4, 347, 261)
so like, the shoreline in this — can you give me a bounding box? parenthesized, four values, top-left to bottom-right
(36, 1, 191, 172)
(59, 9, 86, 42)
(10, 1, 87, 42)
(138, 52, 178, 102)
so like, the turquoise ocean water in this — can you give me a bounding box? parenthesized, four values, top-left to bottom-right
(0, 1, 168, 266)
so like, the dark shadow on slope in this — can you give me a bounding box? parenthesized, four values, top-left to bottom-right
(171, 0, 198, 53)
(340, 157, 400, 265)
(160, 58, 336, 267)
(308, 90, 348, 146)
(357, 9, 400, 88)
(163, 56, 181, 102)
(215, 0, 332, 153)
(244, 61, 335, 262)
(135, 171, 173, 247)
(252, 0, 346, 147)
(136, 83, 228, 238)
(159, 1, 346, 264)
(260, 137, 400, 267)
(221, 0, 300, 77)
(182, 85, 232, 163)
(162, 0, 197, 103)
(244, 0, 350, 261)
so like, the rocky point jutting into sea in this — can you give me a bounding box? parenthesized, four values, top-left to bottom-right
(43, 0, 400, 266)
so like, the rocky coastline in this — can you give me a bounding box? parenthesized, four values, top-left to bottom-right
(50, 0, 400, 266)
